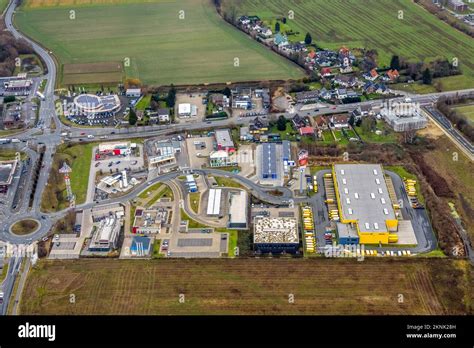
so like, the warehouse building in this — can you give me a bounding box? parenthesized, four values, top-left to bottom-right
(228, 190, 248, 229)
(206, 189, 222, 216)
(254, 217, 299, 254)
(333, 164, 398, 244)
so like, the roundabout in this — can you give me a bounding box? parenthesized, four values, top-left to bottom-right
(10, 219, 40, 236)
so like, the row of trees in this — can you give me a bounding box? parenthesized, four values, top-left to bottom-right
(0, 20, 34, 77)
(437, 95, 474, 142)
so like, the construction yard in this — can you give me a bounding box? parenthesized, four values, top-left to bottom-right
(20, 258, 472, 315)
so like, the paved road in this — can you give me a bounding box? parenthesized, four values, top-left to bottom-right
(0, 256, 22, 315)
(423, 106, 474, 161)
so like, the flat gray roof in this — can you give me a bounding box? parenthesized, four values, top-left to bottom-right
(334, 164, 396, 233)
(0, 160, 17, 185)
(262, 143, 277, 177)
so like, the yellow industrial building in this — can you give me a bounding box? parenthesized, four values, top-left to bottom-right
(332, 164, 399, 244)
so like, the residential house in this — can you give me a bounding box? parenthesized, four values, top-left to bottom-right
(273, 33, 289, 48)
(320, 67, 332, 78)
(295, 90, 319, 104)
(351, 104, 372, 121)
(299, 126, 315, 137)
(292, 114, 307, 129)
(258, 27, 273, 38)
(328, 114, 350, 129)
(210, 93, 230, 108)
(364, 69, 379, 81)
(319, 88, 332, 100)
(315, 116, 328, 130)
(336, 88, 348, 100)
(249, 116, 269, 134)
(333, 75, 358, 88)
(157, 108, 170, 123)
(386, 69, 400, 81)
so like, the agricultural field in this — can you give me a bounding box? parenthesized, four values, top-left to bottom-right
(225, 0, 474, 90)
(14, 0, 304, 86)
(61, 62, 123, 86)
(20, 258, 472, 315)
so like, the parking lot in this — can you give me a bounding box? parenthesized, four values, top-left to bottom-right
(185, 136, 214, 169)
(175, 93, 206, 123)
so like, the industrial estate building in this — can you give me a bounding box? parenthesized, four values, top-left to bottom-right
(257, 141, 294, 185)
(206, 189, 222, 216)
(253, 217, 299, 254)
(228, 190, 248, 229)
(332, 164, 399, 244)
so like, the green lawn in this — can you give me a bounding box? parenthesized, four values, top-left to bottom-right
(41, 142, 95, 212)
(138, 182, 163, 199)
(15, 0, 304, 86)
(135, 95, 151, 111)
(269, 122, 298, 141)
(227, 0, 474, 90)
(0, 0, 8, 13)
(213, 176, 244, 189)
(453, 103, 474, 125)
(189, 192, 200, 214)
(355, 121, 398, 143)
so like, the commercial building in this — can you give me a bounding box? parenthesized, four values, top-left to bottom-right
(209, 150, 237, 167)
(147, 139, 181, 169)
(228, 190, 248, 229)
(88, 215, 122, 252)
(381, 103, 427, 132)
(206, 189, 222, 216)
(333, 164, 398, 244)
(254, 217, 299, 254)
(126, 89, 141, 98)
(132, 208, 166, 234)
(96, 142, 132, 159)
(3, 78, 32, 96)
(130, 236, 152, 257)
(178, 103, 197, 118)
(72, 94, 121, 117)
(215, 129, 235, 152)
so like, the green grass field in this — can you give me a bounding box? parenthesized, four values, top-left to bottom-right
(0, 0, 9, 13)
(453, 103, 474, 125)
(226, 0, 474, 90)
(41, 142, 95, 212)
(14, 0, 304, 86)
